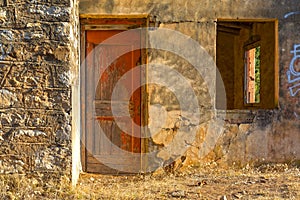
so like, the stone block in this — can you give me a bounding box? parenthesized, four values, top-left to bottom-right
(0, 30, 13, 42)
(50, 22, 71, 42)
(15, 5, 71, 24)
(0, 23, 70, 42)
(52, 0, 71, 6)
(0, 109, 58, 128)
(0, 64, 52, 88)
(8, 0, 50, 4)
(55, 125, 71, 145)
(0, 144, 71, 174)
(0, 7, 15, 27)
(21, 89, 53, 109)
(9, 129, 50, 143)
(47, 89, 71, 111)
(0, 41, 70, 64)
(0, 8, 7, 23)
(0, 0, 6, 6)
(0, 89, 18, 108)
(0, 156, 28, 174)
(33, 145, 71, 173)
(0, 143, 51, 172)
(0, 43, 13, 60)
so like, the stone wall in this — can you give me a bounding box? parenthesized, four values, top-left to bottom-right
(0, 0, 78, 180)
(80, 0, 300, 170)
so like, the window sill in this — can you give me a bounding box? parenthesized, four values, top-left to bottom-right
(216, 109, 257, 124)
(216, 109, 278, 125)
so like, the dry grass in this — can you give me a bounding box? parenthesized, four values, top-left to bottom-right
(1, 163, 300, 199)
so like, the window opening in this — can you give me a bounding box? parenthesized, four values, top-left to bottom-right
(216, 19, 278, 110)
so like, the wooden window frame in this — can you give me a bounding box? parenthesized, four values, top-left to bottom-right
(244, 40, 261, 107)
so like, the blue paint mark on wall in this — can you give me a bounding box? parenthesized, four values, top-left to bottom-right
(287, 44, 300, 96)
(284, 11, 300, 19)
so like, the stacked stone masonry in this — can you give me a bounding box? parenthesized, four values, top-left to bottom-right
(0, 0, 76, 177)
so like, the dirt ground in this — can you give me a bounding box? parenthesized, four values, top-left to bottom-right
(1, 163, 300, 199)
(75, 163, 300, 200)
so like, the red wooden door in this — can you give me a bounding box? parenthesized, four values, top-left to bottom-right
(83, 28, 143, 174)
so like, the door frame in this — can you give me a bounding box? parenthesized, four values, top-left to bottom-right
(79, 14, 149, 173)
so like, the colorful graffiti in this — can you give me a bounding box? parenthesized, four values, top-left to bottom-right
(287, 44, 300, 96)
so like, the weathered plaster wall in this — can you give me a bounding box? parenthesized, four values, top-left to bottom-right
(0, 0, 79, 180)
(79, 0, 300, 170)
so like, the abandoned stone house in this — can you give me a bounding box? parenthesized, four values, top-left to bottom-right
(0, 0, 299, 185)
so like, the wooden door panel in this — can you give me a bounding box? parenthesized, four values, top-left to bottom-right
(94, 120, 122, 154)
(95, 44, 135, 100)
(84, 28, 142, 173)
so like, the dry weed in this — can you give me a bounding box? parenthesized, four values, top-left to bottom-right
(1, 164, 299, 199)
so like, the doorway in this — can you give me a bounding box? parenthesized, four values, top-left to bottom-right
(80, 16, 148, 174)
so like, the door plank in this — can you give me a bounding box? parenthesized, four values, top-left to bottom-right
(87, 153, 141, 174)
(94, 100, 134, 117)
